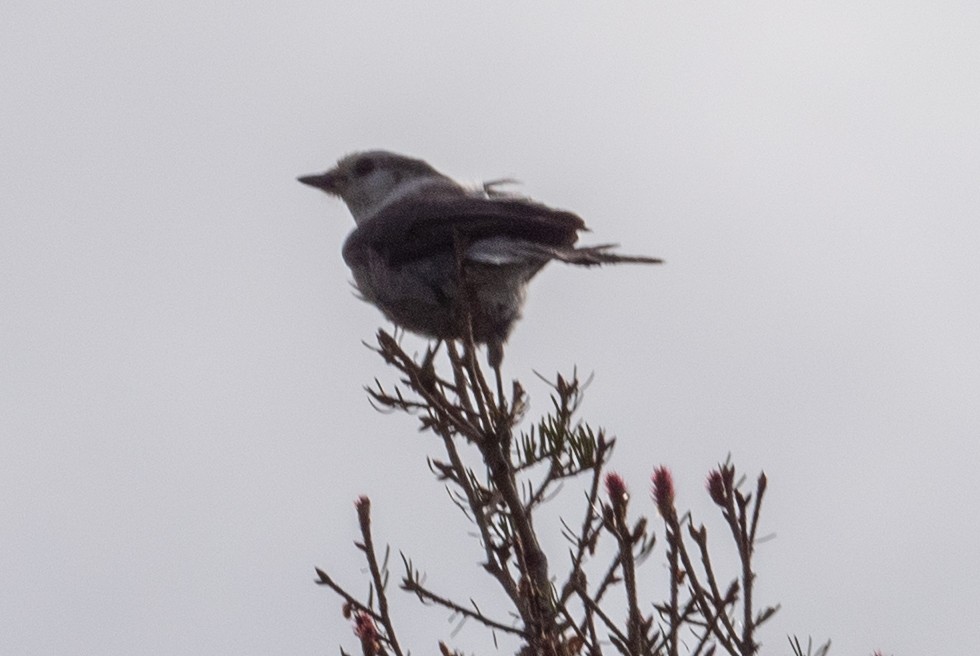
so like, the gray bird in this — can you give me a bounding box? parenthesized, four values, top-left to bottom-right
(298, 150, 661, 379)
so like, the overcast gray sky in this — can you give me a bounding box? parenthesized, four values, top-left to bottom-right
(3, 2, 979, 654)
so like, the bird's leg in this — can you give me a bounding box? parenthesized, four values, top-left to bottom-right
(494, 365, 505, 411)
(449, 229, 496, 419)
(488, 340, 506, 413)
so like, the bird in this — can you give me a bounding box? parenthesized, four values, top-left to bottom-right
(298, 150, 661, 387)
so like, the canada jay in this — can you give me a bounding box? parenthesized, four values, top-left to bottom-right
(298, 150, 661, 371)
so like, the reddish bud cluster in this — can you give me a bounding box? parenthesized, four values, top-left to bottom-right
(604, 472, 629, 503)
(706, 470, 726, 506)
(651, 466, 675, 517)
(706, 466, 736, 507)
(352, 611, 380, 654)
(353, 611, 378, 638)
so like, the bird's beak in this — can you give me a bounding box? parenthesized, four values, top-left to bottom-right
(297, 170, 341, 194)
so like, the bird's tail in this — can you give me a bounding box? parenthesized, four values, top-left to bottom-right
(468, 237, 662, 266)
(549, 243, 663, 266)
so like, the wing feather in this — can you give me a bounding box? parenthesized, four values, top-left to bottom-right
(342, 196, 585, 266)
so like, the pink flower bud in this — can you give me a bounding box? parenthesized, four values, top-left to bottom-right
(604, 472, 629, 503)
(651, 466, 675, 516)
(352, 611, 380, 654)
(353, 611, 378, 639)
(706, 470, 726, 506)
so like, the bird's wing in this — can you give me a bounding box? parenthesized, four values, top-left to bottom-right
(342, 196, 586, 266)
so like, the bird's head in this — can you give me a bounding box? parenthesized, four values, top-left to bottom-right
(298, 150, 454, 224)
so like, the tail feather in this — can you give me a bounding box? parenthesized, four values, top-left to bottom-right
(468, 237, 662, 266)
(549, 243, 663, 266)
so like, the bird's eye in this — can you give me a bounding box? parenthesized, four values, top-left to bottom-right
(353, 158, 375, 177)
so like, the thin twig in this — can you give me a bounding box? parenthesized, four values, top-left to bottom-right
(557, 601, 598, 655)
(376, 333, 484, 443)
(401, 577, 525, 637)
(559, 446, 608, 605)
(438, 428, 519, 604)
(313, 568, 383, 623)
(576, 587, 631, 655)
(356, 499, 405, 656)
(671, 519, 739, 656)
(667, 528, 680, 656)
